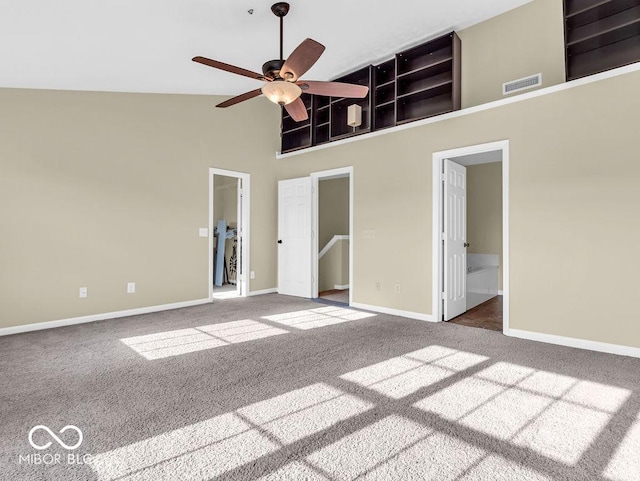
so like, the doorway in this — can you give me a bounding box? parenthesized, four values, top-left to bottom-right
(277, 167, 353, 304)
(311, 167, 353, 306)
(432, 141, 509, 333)
(209, 168, 250, 300)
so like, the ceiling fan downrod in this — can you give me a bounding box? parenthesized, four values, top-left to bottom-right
(271, 2, 290, 63)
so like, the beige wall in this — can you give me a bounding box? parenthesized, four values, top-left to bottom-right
(466, 162, 503, 289)
(0, 88, 280, 328)
(318, 177, 350, 292)
(459, 0, 566, 108)
(318, 177, 349, 249)
(276, 69, 640, 348)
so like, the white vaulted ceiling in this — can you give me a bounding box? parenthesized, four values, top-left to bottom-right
(0, 0, 531, 95)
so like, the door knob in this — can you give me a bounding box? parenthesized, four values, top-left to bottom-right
(277, 240, 283, 244)
(464, 242, 470, 248)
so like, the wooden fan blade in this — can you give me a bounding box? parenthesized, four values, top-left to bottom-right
(280, 39, 325, 82)
(284, 97, 308, 122)
(298, 81, 369, 98)
(216, 88, 263, 108)
(193, 56, 267, 81)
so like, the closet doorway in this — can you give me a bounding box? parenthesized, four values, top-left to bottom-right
(209, 168, 250, 300)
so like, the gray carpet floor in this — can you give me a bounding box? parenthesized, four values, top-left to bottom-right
(1, 294, 639, 481)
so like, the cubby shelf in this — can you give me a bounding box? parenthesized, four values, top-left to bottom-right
(564, 0, 640, 80)
(281, 32, 461, 153)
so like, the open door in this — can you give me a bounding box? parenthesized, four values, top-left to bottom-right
(444, 159, 467, 320)
(278, 177, 312, 297)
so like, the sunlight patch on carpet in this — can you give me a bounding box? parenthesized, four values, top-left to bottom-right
(340, 345, 489, 399)
(91, 383, 372, 481)
(306, 415, 487, 480)
(120, 320, 288, 360)
(238, 383, 373, 444)
(262, 306, 375, 330)
(415, 362, 631, 465)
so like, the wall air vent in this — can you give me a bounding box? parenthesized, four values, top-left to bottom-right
(502, 73, 542, 95)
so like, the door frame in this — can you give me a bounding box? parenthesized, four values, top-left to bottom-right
(310, 166, 354, 305)
(209, 167, 251, 299)
(432, 140, 509, 334)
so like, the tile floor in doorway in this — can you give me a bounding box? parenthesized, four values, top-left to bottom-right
(449, 295, 503, 332)
(318, 289, 349, 305)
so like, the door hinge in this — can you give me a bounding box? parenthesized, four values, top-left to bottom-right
(441, 173, 446, 182)
(441, 292, 446, 300)
(311, 230, 315, 238)
(441, 232, 446, 241)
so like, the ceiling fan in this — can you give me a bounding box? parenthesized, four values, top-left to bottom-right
(192, 2, 369, 122)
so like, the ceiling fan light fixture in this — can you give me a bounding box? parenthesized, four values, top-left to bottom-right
(261, 80, 302, 106)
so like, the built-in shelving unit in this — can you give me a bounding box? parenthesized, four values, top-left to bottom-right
(280, 32, 461, 153)
(564, 0, 640, 80)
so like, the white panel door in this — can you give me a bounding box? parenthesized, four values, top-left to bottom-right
(278, 177, 312, 298)
(444, 159, 467, 321)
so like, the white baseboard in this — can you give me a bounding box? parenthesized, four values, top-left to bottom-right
(350, 302, 435, 322)
(334, 284, 349, 290)
(248, 288, 278, 296)
(507, 328, 640, 359)
(0, 298, 212, 337)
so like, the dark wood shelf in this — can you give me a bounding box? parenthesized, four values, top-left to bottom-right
(568, 33, 640, 78)
(375, 99, 396, 109)
(329, 129, 371, 142)
(397, 34, 453, 76)
(566, 0, 612, 18)
(397, 89, 453, 124)
(283, 124, 311, 135)
(567, 6, 640, 45)
(397, 56, 453, 79)
(564, 0, 640, 80)
(397, 80, 453, 101)
(376, 79, 396, 89)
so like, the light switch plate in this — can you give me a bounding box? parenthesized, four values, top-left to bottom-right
(199, 228, 208, 237)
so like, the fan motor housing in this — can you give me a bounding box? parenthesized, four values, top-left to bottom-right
(262, 59, 285, 80)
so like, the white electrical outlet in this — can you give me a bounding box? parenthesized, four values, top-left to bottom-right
(375, 281, 381, 291)
(199, 228, 208, 237)
(79, 287, 87, 298)
(362, 229, 375, 239)
(395, 283, 401, 293)
(250, 271, 256, 279)
(127, 282, 136, 294)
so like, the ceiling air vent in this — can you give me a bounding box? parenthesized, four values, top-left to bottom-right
(502, 73, 542, 95)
